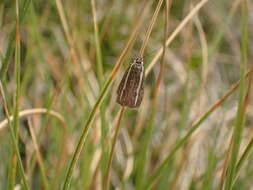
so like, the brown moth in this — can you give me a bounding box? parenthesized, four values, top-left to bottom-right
(116, 57, 144, 108)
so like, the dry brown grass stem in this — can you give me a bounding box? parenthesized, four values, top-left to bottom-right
(155, 0, 171, 95)
(219, 136, 234, 190)
(104, 107, 125, 190)
(55, 0, 95, 98)
(139, 0, 164, 57)
(193, 66, 253, 127)
(146, 0, 209, 75)
(0, 108, 66, 131)
(27, 119, 49, 189)
(55, 0, 79, 66)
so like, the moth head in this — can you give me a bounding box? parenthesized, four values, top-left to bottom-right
(134, 57, 143, 65)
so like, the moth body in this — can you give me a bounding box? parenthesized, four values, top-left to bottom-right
(117, 57, 144, 108)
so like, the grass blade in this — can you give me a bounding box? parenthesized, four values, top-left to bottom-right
(8, 0, 24, 188)
(224, 1, 248, 189)
(0, 0, 31, 81)
(135, 0, 170, 189)
(0, 83, 30, 190)
(104, 107, 125, 190)
(91, 0, 104, 85)
(231, 73, 253, 186)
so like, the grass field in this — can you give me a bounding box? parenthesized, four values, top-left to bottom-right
(0, 0, 253, 189)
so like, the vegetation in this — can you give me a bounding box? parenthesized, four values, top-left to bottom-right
(0, 0, 252, 189)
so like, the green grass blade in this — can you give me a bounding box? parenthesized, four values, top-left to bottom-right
(233, 134, 253, 186)
(91, 0, 104, 85)
(135, 0, 165, 188)
(224, 1, 248, 189)
(62, 77, 110, 190)
(8, 0, 23, 188)
(0, 0, 31, 81)
(6, 110, 30, 190)
(90, 0, 109, 186)
(1, 81, 30, 190)
(135, 104, 156, 190)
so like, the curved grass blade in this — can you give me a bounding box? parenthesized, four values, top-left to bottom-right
(224, 1, 248, 189)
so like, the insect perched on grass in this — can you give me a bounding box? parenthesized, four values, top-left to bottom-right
(116, 56, 144, 108)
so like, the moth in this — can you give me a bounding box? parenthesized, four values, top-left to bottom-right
(116, 57, 144, 108)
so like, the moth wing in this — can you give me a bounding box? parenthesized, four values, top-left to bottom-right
(126, 64, 144, 108)
(117, 65, 131, 96)
(135, 74, 144, 107)
(117, 65, 133, 106)
(116, 61, 144, 108)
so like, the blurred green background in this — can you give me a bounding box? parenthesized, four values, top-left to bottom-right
(0, 0, 253, 189)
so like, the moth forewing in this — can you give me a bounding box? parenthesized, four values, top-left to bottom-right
(117, 57, 144, 108)
(134, 64, 144, 107)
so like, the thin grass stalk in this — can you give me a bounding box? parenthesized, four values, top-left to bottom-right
(218, 136, 233, 190)
(0, 51, 4, 61)
(61, 2, 150, 189)
(136, 0, 171, 189)
(209, 0, 241, 59)
(0, 108, 66, 130)
(0, 0, 31, 81)
(235, 140, 253, 181)
(100, 0, 116, 40)
(91, 0, 109, 185)
(139, 0, 164, 57)
(145, 0, 209, 75)
(194, 16, 208, 116)
(55, 0, 99, 101)
(55, 0, 101, 106)
(100, 105, 109, 188)
(0, 81, 30, 190)
(145, 0, 240, 79)
(14, 0, 21, 140)
(170, 144, 189, 190)
(9, 0, 22, 188)
(27, 120, 49, 190)
(91, 0, 104, 85)
(104, 107, 125, 190)
(0, 107, 67, 189)
(224, 1, 248, 189)
(220, 67, 252, 190)
(144, 66, 253, 190)
(231, 72, 253, 187)
(55, 0, 79, 67)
